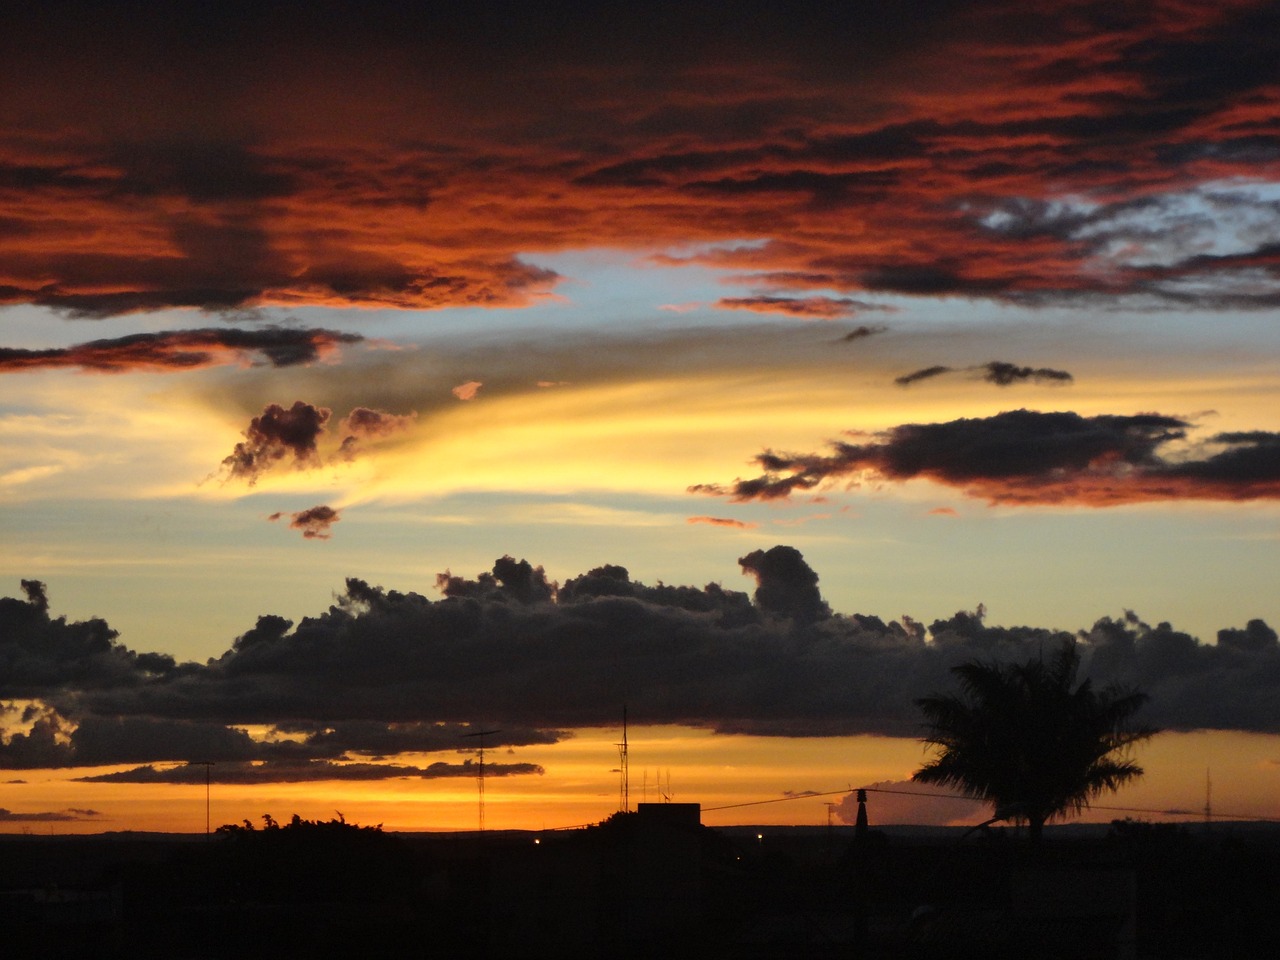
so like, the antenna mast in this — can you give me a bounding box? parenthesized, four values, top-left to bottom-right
(617, 706, 629, 813)
(464, 729, 501, 832)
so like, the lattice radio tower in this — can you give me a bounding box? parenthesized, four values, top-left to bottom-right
(464, 729, 501, 832)
(616, 707, 629, 813)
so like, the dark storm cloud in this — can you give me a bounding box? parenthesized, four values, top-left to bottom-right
(220, 401, 331, 484)
(895, 362, 1073, 387)
(0, 327, 363, 373)
(695, 409, 1280, 505)
(4, 546, 1280, 763)
(0, 582, 175, 699)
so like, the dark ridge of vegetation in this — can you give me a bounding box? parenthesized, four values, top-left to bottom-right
(4, 820, 1280, 959)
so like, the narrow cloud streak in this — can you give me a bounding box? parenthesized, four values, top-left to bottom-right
(0, 327, 363, 374)
(895, 362, 1074, 387)
(0, 807, 102, 822)
(715, 296, 885, 320)
(76, 759, 543, 785)
(687, 516, 758, 529)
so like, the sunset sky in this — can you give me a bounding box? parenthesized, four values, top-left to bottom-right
(3, 1, 1280, 835)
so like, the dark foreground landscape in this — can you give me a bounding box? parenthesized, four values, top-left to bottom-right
(2, 805, 1278, 960)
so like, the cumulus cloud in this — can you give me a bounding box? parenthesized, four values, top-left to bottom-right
(0, 327, 363, 374)
(738, 545, 830, 624)
(694, 409, 1280, 506)
(5, 544, 1280, 781)
(0, 583, 176, 699)
(221, 402, 417, 484)
(220, 401, 331, 484)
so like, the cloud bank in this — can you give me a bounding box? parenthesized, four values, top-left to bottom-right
(4, 547, 1280, 780)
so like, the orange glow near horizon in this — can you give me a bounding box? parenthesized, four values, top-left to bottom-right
(4, 727, 1276, 836)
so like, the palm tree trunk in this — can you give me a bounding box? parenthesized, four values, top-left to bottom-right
(1028, 815, 1044, 846)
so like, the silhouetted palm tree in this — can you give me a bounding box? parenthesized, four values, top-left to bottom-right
(912, 642, 1155, 844)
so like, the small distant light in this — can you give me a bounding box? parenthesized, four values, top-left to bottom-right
(534, 837, 541, 845)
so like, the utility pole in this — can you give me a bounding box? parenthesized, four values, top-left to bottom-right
(190, 761, 215, 838)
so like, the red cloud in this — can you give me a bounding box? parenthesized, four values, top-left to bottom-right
(0, 4, 1276, 316)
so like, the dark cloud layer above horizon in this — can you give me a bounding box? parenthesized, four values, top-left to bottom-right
(4, 547, 1280, 778)
(1, 2, 1278, 317)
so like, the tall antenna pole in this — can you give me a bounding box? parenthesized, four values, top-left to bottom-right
(1205, 767, 1213, 830)
(464, 729, 501, 833)
(616, 706, 629, 813)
